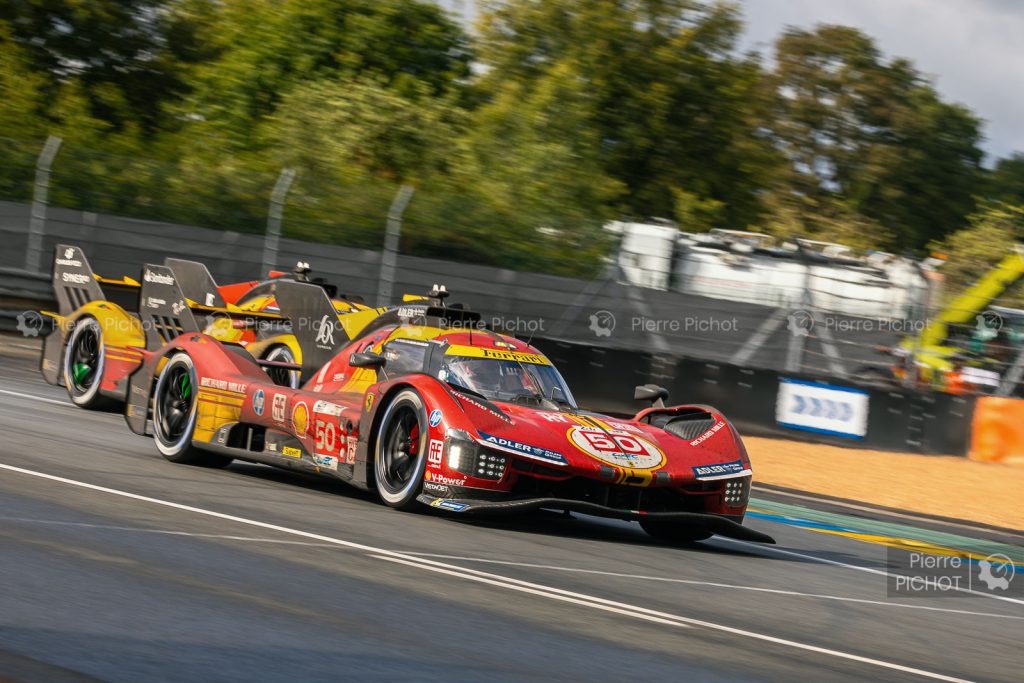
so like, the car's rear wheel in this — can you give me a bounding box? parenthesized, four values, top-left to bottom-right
(263, 344, 299, 388)
(62, 316, 117, 410)
(374, 389, 428, 510)
(639, 518, 713, 543)
(153, 352, 231, 468)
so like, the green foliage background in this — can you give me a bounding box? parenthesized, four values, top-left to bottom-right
(1, 0, 1022, 281)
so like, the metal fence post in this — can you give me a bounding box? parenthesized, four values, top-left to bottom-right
(376, 184, 415, 306)
(261, 168, 296, 276)
(25, 135, 63, 273)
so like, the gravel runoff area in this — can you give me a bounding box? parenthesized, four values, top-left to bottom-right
(746, 435, 1024, 531)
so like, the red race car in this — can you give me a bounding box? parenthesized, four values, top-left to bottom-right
(123, 264, 773, 544)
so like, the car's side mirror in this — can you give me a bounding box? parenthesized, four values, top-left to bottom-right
(634, 384, 668, 408)
(350, 351, 386, 369)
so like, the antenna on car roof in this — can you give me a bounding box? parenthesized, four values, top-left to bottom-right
(427, 283, 449, 307)
(293, 261, 312, 282)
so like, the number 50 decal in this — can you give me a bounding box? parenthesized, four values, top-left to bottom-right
(568, 426, 664, 469)
(315, 420, 339, 454)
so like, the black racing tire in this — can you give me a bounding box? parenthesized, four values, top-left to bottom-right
(152, 352, 231, 468)
(374, 388, 429, 511)
(263, 344, 300, 389)
(62, 316, 118, 411)
(639, 518, 713, 544)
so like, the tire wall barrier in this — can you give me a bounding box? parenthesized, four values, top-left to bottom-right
(532, 338, 979, 456)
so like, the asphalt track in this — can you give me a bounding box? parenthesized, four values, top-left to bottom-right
(1, 351, 1021, 683)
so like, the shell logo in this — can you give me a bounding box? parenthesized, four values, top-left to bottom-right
(292, 401, 309, 435)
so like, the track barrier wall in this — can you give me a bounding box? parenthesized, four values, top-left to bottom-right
(532, 338, 978, 456)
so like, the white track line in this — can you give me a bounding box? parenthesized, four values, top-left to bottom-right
(0, 388, 72, 408)
(0, 463, 974, 682)
(7, 516, 1016, 621)
(399, 552, 1023, 621)
(717, 537, 1024, 606)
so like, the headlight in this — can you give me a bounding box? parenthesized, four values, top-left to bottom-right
(445, 429, 507, 481)
(723, 476, 751, 506)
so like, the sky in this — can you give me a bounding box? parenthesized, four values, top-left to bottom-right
(438, 0, 1024, 162)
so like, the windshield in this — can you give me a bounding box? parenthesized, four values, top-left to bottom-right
(439, 355, 576, 408)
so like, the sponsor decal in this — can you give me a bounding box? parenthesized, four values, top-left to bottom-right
(314, 314, 336, 348)
(427, 439, 444, 466)
(252, 389, 265, 417)
(430, 499, 468, 512)
(267, 442, 277, 452)
(171, 300, 186, 315)
(424, 471, 466, 486)
(478, 432, 567, 465)
(567, 426, 665, 470)
(143, 270, 175, 285)
(292, 401, 309, 435)
(146, 296, 166, 308)
(314, 419, 338, 455)
(365, 393, 374, 411)
(776, 378, 869, 439)
(313, 400, 345, 417)
(429, 409, 443, 427)
(689, 421, 726, 446)
(201, 377, 247, 393)
(332, 373, 346, 382)
(458, 395, 512, 423)
(271, 393, 287, 422)
(397, 306, 427, 320)
(539, 412, 571, 424)
(313, 453, 339, 471)
(444, 345, 551, 365)
(345, 435, 357, 465)
(282, 446, 302, 458)
(691, 459, 749, 480)
(62, 272, 90, 284)
(602, 420, 644, 434)
(56, 248, 83, 268)
(422, 481, 449, 494)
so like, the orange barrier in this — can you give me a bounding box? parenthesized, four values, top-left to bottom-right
(969, 397, 1024, 465)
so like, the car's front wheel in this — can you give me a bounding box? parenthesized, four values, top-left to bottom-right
(639, 518, 713, 543)
(374, 389, 428, 510)
(152, 352, 231, 468)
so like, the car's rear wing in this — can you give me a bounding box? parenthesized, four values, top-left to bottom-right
(273, 279, 347, 383)
(40, 244, 140, 385)
(164, 258, 226, 309)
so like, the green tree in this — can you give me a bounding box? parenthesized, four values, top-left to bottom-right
(766, 25, 984, 250)
(183, 0, 471, 147)
(988, 153, 1024, 207)
(930, 202, 1024, 307)
(476, 0, 775, 228)
(406, 60, 623, 274)
(0, 0, 213, 133)
(930, 202, 1024, 311)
